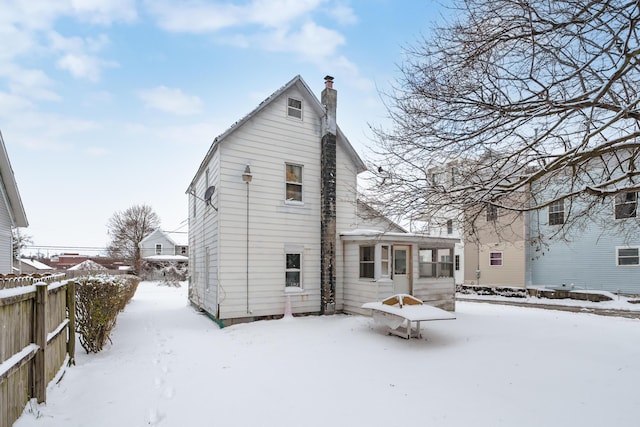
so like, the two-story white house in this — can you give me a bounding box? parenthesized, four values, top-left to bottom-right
(187, 75, 458, 326)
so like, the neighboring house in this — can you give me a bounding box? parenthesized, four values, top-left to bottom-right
(527, 188, 640, 295)
(139, 229, 189, 258)
(463, 202, 528, 288)
(17, 258, 53, 274)
(0, 131, 28, 274)
(139, 229, 188, 280)
(187, 75, 458, 325)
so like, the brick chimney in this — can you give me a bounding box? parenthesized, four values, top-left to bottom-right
(320, 75, 337, 315)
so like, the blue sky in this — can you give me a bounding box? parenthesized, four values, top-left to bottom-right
(2, 0, 450, 255)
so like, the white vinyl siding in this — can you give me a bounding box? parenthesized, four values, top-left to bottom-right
(215, 87, 322, 319)
(0, 195, 12, 274)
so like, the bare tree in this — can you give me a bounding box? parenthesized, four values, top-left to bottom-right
(368, 0, 640, 242)
(12, 228, 32, 260)
(106, 204, 160, 272)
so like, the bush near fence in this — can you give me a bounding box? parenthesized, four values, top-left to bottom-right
(73, 275, 140, 354)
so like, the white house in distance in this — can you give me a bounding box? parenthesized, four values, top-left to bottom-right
(139, 229, 188, 279)
(139, 229, 189, 258)
(0, 131, 28, 274)
(187, 75, 458, 326)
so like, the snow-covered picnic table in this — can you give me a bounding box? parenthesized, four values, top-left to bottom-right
(362, 294, 456, 339)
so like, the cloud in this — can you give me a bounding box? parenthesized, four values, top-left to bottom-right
(147, 0, 324, 32)
(56, 53, 116, 82)
(137, 86, 203, 116)
(49, 32, 117, 81)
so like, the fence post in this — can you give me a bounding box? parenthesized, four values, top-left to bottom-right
(34, 282, 48, 403)
(66, 281, 76, 366)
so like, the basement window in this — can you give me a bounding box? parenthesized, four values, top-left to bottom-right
(287, 97, 302, 119)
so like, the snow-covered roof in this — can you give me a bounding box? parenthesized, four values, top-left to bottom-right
(340, 229, 459, 247)
(19, 258, 53, 270)
(68, 259, 107, 271)
(144, 255, 188, 262)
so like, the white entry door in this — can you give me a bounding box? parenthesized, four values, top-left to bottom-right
(393, 245, 410, 295)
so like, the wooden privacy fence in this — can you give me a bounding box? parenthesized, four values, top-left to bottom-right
(0, 279, 76, 427)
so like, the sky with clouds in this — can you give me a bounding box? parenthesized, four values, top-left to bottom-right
(1, 0, 450, 256)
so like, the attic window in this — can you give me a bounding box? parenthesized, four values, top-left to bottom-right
(287, 97, 302, 119)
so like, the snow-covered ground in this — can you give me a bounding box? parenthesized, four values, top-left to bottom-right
(14, 281, 640, 427)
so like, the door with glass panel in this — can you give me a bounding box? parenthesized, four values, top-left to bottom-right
(393, 245, 410, 295)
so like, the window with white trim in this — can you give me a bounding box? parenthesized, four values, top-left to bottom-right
(490, 252, 503, 266)
(549, 199, 565, 225)
(455, 255, 460, 271)
(155, 244, 162, 255)
(615, 192, 637, 219)
(617, 247, 639, 266)
(380, 245, 391, 278)
(285, 163, 303, 203)
(446, 219, 453, 234)
(359, 246, 375, 279)
(285, 253, 302, 288)
(287, 97, 302, 119)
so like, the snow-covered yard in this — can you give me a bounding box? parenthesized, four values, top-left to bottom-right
(15, 281, 640, 427)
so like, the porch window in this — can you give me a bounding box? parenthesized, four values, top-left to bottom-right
(155, 244, 162, 255)
(419, 248, 453, 278)
(490, 252, 503, 266)
(285, 253, 302, 287)
(486, 203, 498, 221)
(615, 192, 637, 219)
(617, 247, 639, 266)
(549, 199, 565, 225)
(380, 245, 391, 277)
(285, 163, 303, 203)
(359, 246, 375, 279)
(287, 97, 302, 119)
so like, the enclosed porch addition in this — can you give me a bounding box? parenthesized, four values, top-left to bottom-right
(341, 230, 458, 315)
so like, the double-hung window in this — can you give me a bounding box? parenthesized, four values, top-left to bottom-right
(285, 164, 303, 203)
(287, 97, 302, 119)
(490, 252, 503, 266)
(615, 192, 637, 219)
(155, 244, 162, 255)
(446, 219, 453, 234)
(380, 245, 391, 278)
(617, 247, 639, 266)
(359, 246, 375, 279)
(285, 253, 302, 288)
(549, 199, 565, 225)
